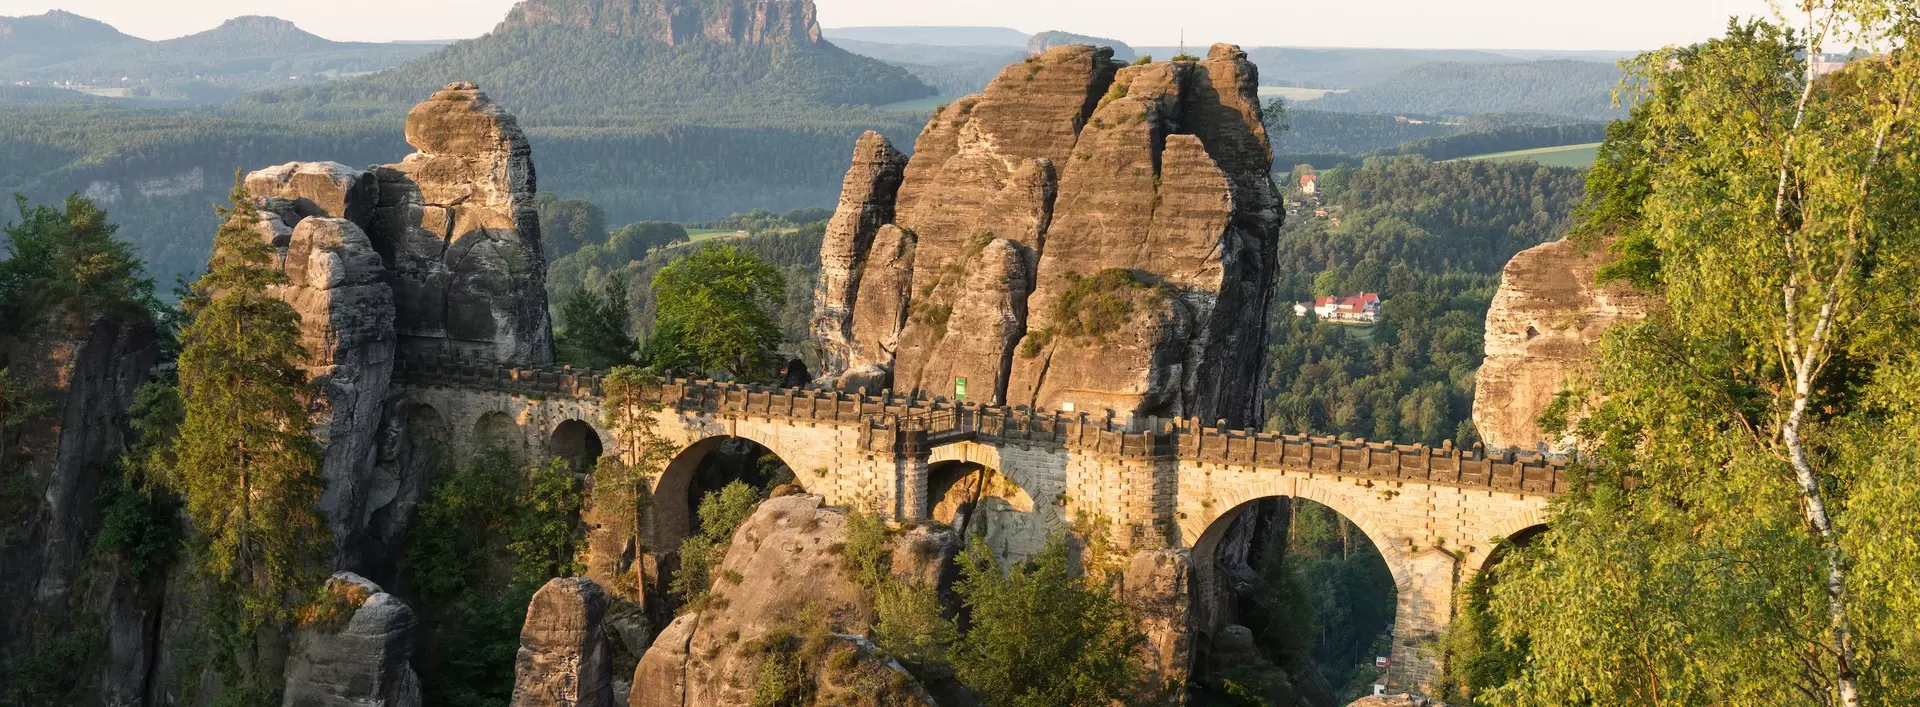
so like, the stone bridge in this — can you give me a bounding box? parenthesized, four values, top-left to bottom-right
(391, 353, 1564, 692)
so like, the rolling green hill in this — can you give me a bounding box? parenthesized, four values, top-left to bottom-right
(0, 10, 147, 72)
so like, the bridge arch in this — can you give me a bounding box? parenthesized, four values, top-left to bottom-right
(469, 410, 528, 464)
(549, 418, 605, 473)
(651, 430, 813, 555)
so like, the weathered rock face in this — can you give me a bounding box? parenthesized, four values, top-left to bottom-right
(246, 162, 378, 233)
(813, 132, 908, 377)
(370, 82, 553, 367)
(282, 573, 423, 707)
(0, 313, 159, 701)
(262, 214, 400, 570)
(512, 577, 615, 707)
(815, 44, 1279, 426)
(1123, 549, 1194, 703)
(628, 495, 950, 706)
(500, 0, 822, 46)
(1473, 238, 1652, 453)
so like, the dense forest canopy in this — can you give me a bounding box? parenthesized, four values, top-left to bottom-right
(1263, 156, 1587, 448)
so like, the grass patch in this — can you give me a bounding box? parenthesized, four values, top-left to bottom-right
(1451, 142, 1602, 169)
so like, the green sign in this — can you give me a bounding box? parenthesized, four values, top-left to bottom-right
(955, 377, 968, 400)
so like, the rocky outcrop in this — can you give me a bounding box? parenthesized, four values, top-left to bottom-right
(512, 577, 615, 707)
(246, 162, 378, 233)
(261, 213, 400, 571)
(814, 44, 1280, 426)
(500, 0, 822, 46)
(1124, 549, 1194, 702)
(1350, 696, 1449, 707)
(0, 312, 160, 702)
(282, 573, 423, 707)
(1473, 238, 1652, 453)
(370, 82, 552, 367)
(628, 495, 950, 705)
(813, 132, 908, 377)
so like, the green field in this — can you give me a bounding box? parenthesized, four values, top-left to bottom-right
(1258, 86, 1349, 102)
(877, 95, 957, 113)
(684, 228, 748, 242)
(1453, 142, 1602, 168)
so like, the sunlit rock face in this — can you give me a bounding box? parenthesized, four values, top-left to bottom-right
(1474, 237, 1653, 454)
(813, 44, 1280, 427)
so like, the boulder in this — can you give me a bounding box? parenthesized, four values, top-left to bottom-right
(368, 81, 553, 366)
(813, 131, 908, 378)
(512, 577, 615, 707)
(1473, 238, 1653, 453)
(627, 495, 950, 705)
(282, 573, 422, 707)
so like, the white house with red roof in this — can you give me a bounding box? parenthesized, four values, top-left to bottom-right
(1294, 292, 1381, 323)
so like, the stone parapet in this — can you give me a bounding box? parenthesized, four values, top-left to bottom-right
(392, 354, 1568, 497)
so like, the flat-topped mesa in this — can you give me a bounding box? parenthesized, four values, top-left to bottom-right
(499, 0, 821, 46)
(813, 43, 1280, 428)
(372, 82, 554, 367)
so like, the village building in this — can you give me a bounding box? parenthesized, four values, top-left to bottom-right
(1294, 292, 1382, 323)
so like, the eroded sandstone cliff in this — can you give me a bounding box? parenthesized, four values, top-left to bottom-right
(500, 0, 822, 45)
(811, 44, 1281, 427)
(1473, 238, 1652, 453)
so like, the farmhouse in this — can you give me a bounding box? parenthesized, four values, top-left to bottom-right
(1295, 292, 1382, 323)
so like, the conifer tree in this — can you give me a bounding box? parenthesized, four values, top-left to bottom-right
(164, 179, 327, 626)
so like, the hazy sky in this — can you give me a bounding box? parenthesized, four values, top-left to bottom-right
(8, 0, 1780, 50)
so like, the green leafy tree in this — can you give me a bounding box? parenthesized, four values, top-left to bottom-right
(1466, 11, 1920, 705)
(947, 535, 1145, 706)
(164, 181, 327, 625)
(669, 480, 763, 602)
(642, 244, 786, 381)
(555, 272, 637, 370)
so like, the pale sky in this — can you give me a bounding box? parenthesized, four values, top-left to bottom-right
(3, 0, 1779, 50)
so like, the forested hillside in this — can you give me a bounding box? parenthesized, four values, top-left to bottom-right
(1262, 157, 1587, 447)
(1310, 60, 1624, 119)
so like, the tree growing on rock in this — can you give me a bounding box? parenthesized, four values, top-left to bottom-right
(161, 181, 328, 698)
(641, 244, 786, 382)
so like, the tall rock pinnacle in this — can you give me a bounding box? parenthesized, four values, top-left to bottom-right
(813, 44, 1281, 427)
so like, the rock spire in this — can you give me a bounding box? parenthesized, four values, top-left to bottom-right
(811, 44, 1281, 427)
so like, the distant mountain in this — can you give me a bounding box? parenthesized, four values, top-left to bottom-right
(0, 12, 440, 101)
(1309, 60, 1624, 120)
(1027, 30, 1135, 62)
(822, 26, 1028, 47)
(0, 10, 147, 72)
(231, 0, 933, 123)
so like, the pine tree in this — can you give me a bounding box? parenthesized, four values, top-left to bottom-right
(164, 178, 327, 625)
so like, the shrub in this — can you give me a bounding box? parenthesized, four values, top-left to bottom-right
(1053, 269, 1150, 339)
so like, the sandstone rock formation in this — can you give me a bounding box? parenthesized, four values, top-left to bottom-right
(1123, 549, 1195, 702)
(812, 132, 907, 376)
(0, 312, 160, 704)
(500, 0, 823, 46)
(372, 82, 552, 366)
(260, 210, 400, 571)
(628, 494, 949, 705)
(1473, 238, 1652, 453)
(1350, 696, 1449, 707)
(240, 83, 553, 579)
(812, 44, 1280, 426)
(512, 577, 615, 707)
(282, 573, 423, 707)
